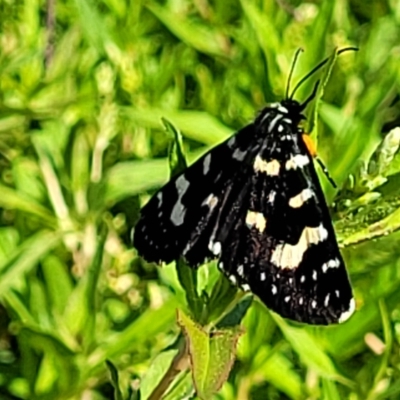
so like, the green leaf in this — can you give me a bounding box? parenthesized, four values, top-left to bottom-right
(106, 360, 124, 400)
(146, 3, 230, 58)
(206, 275, 238, 323)
(86, 297, 180, 371)
(122, 107, 232, 146)
(140, 349, 179, 400)
(273, 315, 351, 385)
(0, 184, 56, 228)
(176, 258, 203, 321)
(177, 310, 243, 399)
(163, 117, 187, 176)
(0, 230, 61, 295)
(216, 295, 253, 328)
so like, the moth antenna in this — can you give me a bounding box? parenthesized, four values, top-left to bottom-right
(290, 47, 358, 100)
(299, 80, 320, 110)
(286, 48, 304, 100)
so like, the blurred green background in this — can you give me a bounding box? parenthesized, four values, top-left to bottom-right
(2, 0, 400, 399)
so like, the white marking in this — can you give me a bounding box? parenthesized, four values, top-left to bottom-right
(271, 224, 329, 269)
(268, 114, 283, 132)
(237, 265, 244, 277)
(276, 273, 280, 279)
(271, 284, 277, 295)
(312, 270, 317, 280)
(324, 293, 330, 307)
(289, 188, 314, 208)
(285, 154, 310, 170)
(312, 300, 317, 309)
(277, 105, 288, 114)
(268, 190, 276, 204)
(268, 102, 280, 108)
(182, 241, 192, 255)
(289, 278, 293, 285)
(170, 176, 190, 226)
(211, 241, 221, 256)
(299, 297, 304, 305)
(322, 258, 341, 273)
(339, 298, 355, 323)
(284, 296, 290, 303)
(278, 125, 284, 133)
(246, 211, 267, 232)
(229, 275, 237, 285)
(300, 275, 306, 283)
(260, 272, 266, 281)
(202, 194, 218, 210)
(227, 136, 236, 148)
(218, 262, 223, 270)
(242, 283, 250, 291)
(282, 118, 292, 124)
(158, 211, 163, 217)
(253, 155, 280, 176)
(233, 148, 247, 161)
(335, 290, 340, 298)
(157, 192, 163, 206)
(203, 154, 211, 175)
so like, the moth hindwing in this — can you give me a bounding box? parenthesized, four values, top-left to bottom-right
(133, 99, 354, 325)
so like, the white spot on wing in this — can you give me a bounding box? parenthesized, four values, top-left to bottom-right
(203, 153, 211, 175)
(253, 155, 280, 176)
(284, 296, 290, 303)
(157, 192, 163, 207)
(229, 274, 237, 285)
(289, 188, 314, 208)
(322, 258, 341, 273)
(268, 114, 283, 132)
(227, 136, 236, 148)
(339, 298, 355, 323)
(233, 147, 247, 161)
(324, 293, 330, 307)
(277, 105, 288, 113)
(210, 241, 221, 256)
(271, 224, 329, 269)
(300, 275, 306, 283)
(312, 270, 317, 280)
(242, 283, 250, 291)
(311, 300, 317, 308)
(271, 284, 277, 295)
(260, 272, 266, 281)
(246, 211, 267, 232)
(285, 154, 310, 170)
(299, 297, 303, 305)
(278, 125, 284, 132)
(170, 175, 190, 226)
(335, 290, 340, 298)
(202, 194, 218, 210)
(237, 264, 244, 277)
(268, 190, 276, 204)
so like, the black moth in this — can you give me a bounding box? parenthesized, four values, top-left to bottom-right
(133, 49, 355, 325)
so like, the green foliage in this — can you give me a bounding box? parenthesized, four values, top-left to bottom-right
(1, 0, 400, 399)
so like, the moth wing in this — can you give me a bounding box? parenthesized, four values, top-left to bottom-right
(133, 123, 259, 265)
(215, 123, 354, 324)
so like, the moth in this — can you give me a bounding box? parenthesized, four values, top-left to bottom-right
(133, 49, 355, 325)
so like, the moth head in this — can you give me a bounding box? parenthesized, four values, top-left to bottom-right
(285, 47, 358, 109)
